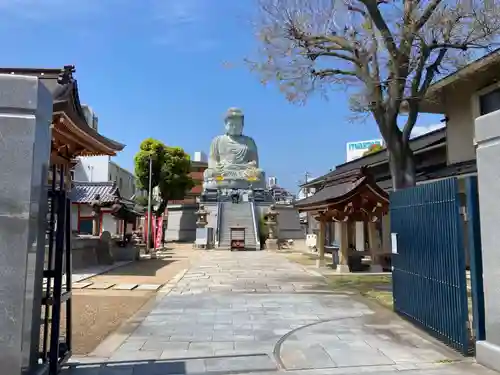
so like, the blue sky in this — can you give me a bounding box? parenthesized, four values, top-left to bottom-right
(0, 0, 442, 192)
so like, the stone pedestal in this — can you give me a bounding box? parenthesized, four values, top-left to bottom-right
(265, 205, 280, 251)
(265, 238, 279, 250)
(475, 110, 500, 372)
(0, 75, 53, 375)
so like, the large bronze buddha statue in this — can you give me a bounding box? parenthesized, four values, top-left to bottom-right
(203, 108, 265, 190)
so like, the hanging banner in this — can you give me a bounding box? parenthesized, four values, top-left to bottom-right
(155, 216, 164, 249)
(143, 215, 148, 243)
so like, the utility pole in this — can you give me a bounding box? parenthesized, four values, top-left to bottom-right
(146, 155, 153, 257)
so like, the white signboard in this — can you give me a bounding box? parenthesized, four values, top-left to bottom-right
(346, 139, 384, 162)
(391, 233, 398, 254)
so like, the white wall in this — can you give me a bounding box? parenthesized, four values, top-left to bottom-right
(102, 214, 117, 234)
(72, 156, 136, 199)
(73, 156, 110, 182)
(444, 88, 476, 164)
(443, 80, 500, 165)
(109, 161, 136, 199)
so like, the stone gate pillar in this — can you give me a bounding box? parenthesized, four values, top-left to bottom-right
(0, 75, 53, 375)
(475, 110, 500, 372)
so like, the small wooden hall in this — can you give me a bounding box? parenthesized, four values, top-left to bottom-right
(295, 167, 389, 272)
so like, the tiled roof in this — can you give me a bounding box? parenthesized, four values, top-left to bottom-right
(71, 181, 120, 203)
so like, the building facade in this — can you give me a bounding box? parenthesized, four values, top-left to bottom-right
(168, 155, 208, 204)
(73, 156, 137, 199)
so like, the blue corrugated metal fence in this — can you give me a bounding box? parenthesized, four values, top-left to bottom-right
(390, 177, 472, 354)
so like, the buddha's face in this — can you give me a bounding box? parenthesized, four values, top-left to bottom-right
(225, 116, 244, 136)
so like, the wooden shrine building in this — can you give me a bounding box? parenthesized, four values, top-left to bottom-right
(296, 127, 477, 272)
(295, 168, 389, 272)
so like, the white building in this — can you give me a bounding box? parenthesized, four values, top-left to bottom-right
(193, 151, 207, 163)
(73, 156, 137, 199)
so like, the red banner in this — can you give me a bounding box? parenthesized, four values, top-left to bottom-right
(143, 214, 156, 246)
(155, 216, 164, 249)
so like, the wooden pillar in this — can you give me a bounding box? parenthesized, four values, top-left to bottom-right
(337, 221, 350, 273)
(368, 221, 383, 272)
(316, 218, 326, 268)
(355, 221, 365, 251)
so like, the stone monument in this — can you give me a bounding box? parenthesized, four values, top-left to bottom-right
(195, 205, 209, 228)
(203, 107, 266, 190)
(265, 204, 280, 250)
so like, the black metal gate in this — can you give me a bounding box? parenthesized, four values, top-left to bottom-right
(40, 165, 72, 374)
(390, 177, 471, 354)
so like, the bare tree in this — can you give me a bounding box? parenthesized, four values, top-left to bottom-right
(248, 0, 500, 189)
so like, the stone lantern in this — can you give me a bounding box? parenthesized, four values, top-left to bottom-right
(265, 204, 280, 250)
(196, 204, 209, 228)
(90, 194, 102, 236)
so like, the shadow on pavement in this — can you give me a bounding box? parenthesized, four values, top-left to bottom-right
(63, 353, 277, 375)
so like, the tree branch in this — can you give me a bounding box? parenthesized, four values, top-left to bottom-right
(402, 47, 447, 141)
(311, 68, 358, 78)
(360, 0, 399, 60)
(414, 0, 443, 31)
(305, 51, 359, 64)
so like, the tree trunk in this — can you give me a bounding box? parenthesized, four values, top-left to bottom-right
(388, 142, 416, 191)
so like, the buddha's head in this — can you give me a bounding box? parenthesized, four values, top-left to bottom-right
(224, 107, 244, 136)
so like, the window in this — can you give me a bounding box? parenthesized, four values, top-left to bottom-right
(70, 170, 75, 181)
(79, 219, 93, 235)
(479, 87, 500, 115)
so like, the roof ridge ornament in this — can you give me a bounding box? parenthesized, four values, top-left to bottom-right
(57, 65, 76, 85)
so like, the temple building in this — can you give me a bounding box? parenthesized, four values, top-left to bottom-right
(0, 66, 128, 375)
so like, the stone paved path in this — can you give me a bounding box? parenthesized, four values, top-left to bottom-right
(63, 251, 497, 375)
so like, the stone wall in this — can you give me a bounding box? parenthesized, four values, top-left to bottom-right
(255, 203, 305, 240)
(165, 204, 198, 242)
(44, 235, 140, 271)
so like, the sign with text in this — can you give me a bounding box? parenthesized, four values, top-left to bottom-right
(346, 139, 384, 162)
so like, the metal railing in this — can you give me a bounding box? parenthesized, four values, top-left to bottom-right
(215, 201, 222, 248)
(250, 201, 260, 250)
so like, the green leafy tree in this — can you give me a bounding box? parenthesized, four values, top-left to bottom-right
(134, 138, 195, 216)
(363, 143, 384, 156)
(248, 0, 500, 189)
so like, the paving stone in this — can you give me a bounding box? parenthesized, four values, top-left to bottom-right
(73, 282, 92, 289)
(96, 251, 465, 375)
(87, 283, 115, 290)
(135, 284, 162, 291)
(142, 341, 189, 351)
(204, 354, 276, 372)
(113, 283, 138, 291)
(325, 348, 395, 367)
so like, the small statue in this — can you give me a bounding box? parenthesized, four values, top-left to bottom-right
(203, 108, 265, 190)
